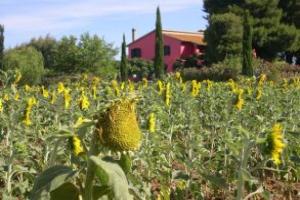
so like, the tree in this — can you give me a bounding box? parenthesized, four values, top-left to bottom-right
(54, 35, 80, 72)
(279, 0, 300, 64)
(154, 6, 164, 79)
(204, 12, 243, 64)
(22, 35, 58, 69)
(3, 47, 44, 85)
(77, 33, 117, 74)
(15, 32, 118, 74)
(204, 0, 299, 61)
(279, 0, 300, 27)
(242, 10, 253, 76)
(247, 0, 298, 59)
(52, 33, 118, 73)
(0, 25, 4, 70)
(120, 34, 128, 81)
(204, 0, 243, 14)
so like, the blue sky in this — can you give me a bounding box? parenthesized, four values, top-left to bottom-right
(0, 0, 207, 51)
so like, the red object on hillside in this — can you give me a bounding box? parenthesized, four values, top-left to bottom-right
(128, 29, 206, 72)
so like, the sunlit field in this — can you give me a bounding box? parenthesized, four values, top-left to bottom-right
(0, 72, 300, 199)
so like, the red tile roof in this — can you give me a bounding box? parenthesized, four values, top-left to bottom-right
(128, 29, 205, 46)
(163, 30, 205, 45)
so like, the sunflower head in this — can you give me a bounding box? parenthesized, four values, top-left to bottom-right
(96, 98, 142, 151)
(0, 98, 3, 112)
(148, 113, 156, 133)
(142, 78, 148, 87)
(57, 82, 65, 93)
(258, 74, 267, 86)
(14, 71, 22, 85)
(78, 93, 90, 110)
(157, 80, 164, 95)
(175, 72, 181, 79)
(266, 123, 286, 165)
(92, 76, 101, 86)
(70, 135, 84, 156)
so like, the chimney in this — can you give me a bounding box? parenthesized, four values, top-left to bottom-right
(132, 28, 136, 42)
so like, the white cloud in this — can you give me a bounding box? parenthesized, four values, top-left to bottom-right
(1, 0, 203, 32)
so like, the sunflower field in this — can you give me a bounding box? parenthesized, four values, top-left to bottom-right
(0, 71, 300, 200)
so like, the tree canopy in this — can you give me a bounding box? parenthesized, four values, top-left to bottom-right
(204, 0, 300, 63)
(3, 47, 44, 85)
(18, 33, 118, 74)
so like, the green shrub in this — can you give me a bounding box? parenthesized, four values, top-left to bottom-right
(181, 56, 241, 82)
(95, 64, 118, 80)
(3, 47, 44, 85)
(253, 59, 286, 81)
(252, 58, 300, 81)
(212, 56, 242, 74)
(173, 54, 204, 71)
(182, 66, 239, 82)
(128, 58, 154, 79)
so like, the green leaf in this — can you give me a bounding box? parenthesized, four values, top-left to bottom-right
(95, 166, 109, 186)
(256, 137, 267, 144)
(261, 191, 271, 200)
(90, 156, 133, 200)
(118, 153, 132, 174)
(201, 173, 228, 189)
(92, 185, 111, 200)
(77, 121, 95, 137)
(50, 182, 79, 200)
(241, 168, 254, 182)
(30, 165, 77, 200)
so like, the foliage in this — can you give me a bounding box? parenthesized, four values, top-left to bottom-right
(277, 0, 300, 63)
(154, 6, 165, 79)
(204, 12, 243, 64)
(77, 33, 118, 74)
(17, 33, 118, 75)
(279, 0, 300, 28)
(242, 10, 254, 76)
(128, 58, 154, 79)
(182, 66, 239, 82)
(173, 54, 204, 70)
(20, 35, 57, 69)
(3, 47, 44, 85)
(120, 34, 128, 81)
(95, 64, 119, 80)
(204, 0, 300, 61)
(252, 59, 300, 81)
(51, 35, 79, 72)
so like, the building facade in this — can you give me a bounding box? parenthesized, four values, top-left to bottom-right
(128, 30, 205, 72)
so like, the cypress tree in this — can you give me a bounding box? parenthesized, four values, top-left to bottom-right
(0, 25, 4, 70)
(242, 10, 253, 76)
(154, 6, 164, 79)
(120, 34, 128, 81)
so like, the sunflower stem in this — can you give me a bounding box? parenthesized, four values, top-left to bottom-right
(236, 138, 250, 200)
(84, 133, 99, 200)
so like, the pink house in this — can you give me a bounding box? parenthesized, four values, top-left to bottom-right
(128, 29, 205, 72)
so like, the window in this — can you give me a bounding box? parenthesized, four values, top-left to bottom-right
(131, 48, 142, 58)
(164, 45, 171, 56)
